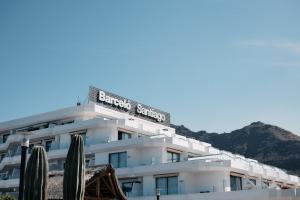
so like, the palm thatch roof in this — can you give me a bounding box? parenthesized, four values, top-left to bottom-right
(47, 164, 127, 200)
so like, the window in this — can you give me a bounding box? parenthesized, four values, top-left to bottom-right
(11, 168, 20, 179)
(59, 120, 74, 125)
(109, 152, 127, 168)
(45, 140, 52, 152)
(0, 171, 8, 180)
(122, 182, 133, 195)
(230, 175, 242, 191)
(14, 145, 21, 156)
(156, 176, 178, 195)
(262, 180, 270, 189)
(2, 134, 9, 143)
(119, 178, 142, 197)
(167, 151, 180, 163)
(85, 158, 95, 167)
(29, 144, 34, 154)
(249, 179, 256, 185)
(85, 159, 90, 167)
(118, 131, 131, 140)
(0, 154, 5, 161)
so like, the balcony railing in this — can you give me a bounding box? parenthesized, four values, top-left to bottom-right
(49, 164, 64, 171)
(48, 142, 60, 151)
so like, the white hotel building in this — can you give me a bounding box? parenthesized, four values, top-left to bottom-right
(0, 86, 299, 199)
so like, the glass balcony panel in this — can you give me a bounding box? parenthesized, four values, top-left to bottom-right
(168, 176, 178, 194)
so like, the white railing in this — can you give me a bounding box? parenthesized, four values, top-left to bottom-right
(289, 175, 299, 183)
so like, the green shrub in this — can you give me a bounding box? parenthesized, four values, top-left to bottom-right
(0, 194, 16, 200)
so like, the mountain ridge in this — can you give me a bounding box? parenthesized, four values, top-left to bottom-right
(171, 122, 300, 176)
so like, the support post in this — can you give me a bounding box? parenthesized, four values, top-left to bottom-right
(156, 188, 160, 200)
(18, 136, 29, 200)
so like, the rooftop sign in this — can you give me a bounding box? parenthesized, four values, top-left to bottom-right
(88, 86, 170, 126)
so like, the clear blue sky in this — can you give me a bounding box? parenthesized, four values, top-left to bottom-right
(0, 0, 300, 134)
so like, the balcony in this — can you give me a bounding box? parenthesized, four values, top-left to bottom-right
(49, 163, 64, 171)
(289, 175, 299, 184)
(0, 168, 19, 188)
(249, 161, 264, 175)
(263, 165, 278, 179)
(187, 153, 299, 185)
(0, 117, 112, 152)
(0, 142, 69, 170)
(0, 155, 21, 170)
(0, 177, 19, 188)
(88, 135, 211, 156)
(116, 159, 231, 178)
(0, 134, 23, 151)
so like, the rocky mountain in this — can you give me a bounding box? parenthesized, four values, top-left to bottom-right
(171, 122, 300, 176)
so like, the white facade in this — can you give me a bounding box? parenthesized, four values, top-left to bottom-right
(0, 102, 299, 198)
